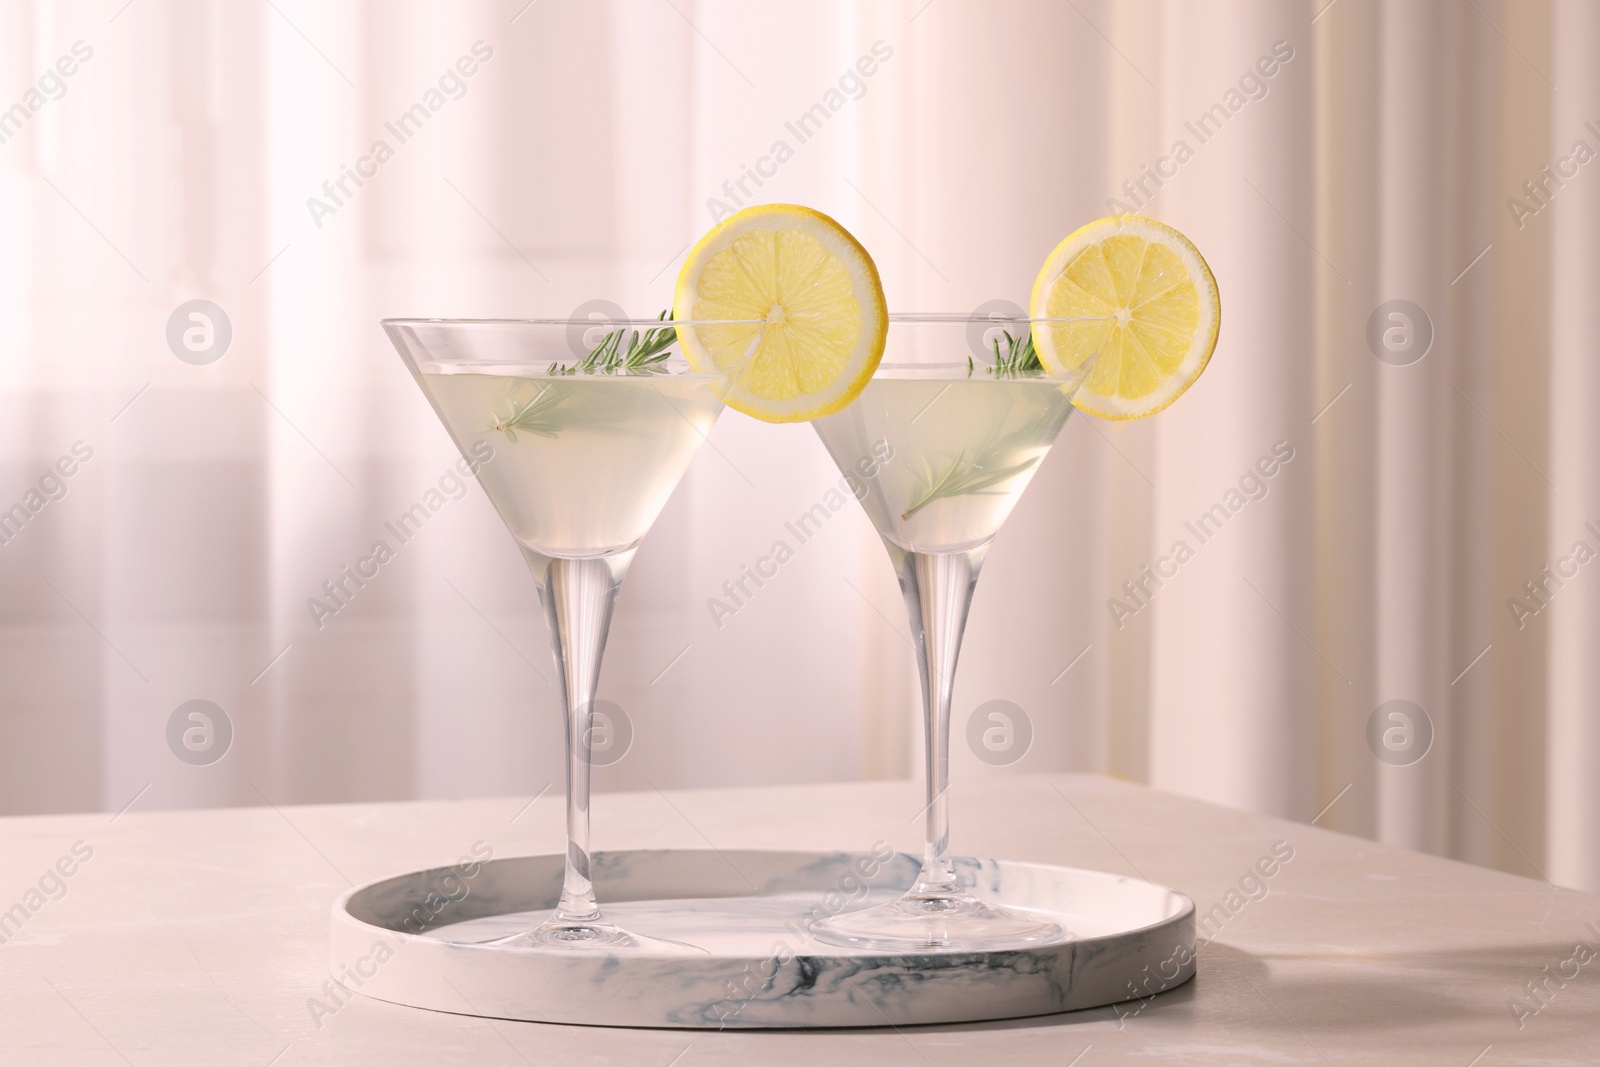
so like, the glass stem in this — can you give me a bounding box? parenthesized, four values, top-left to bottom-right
(525, 548, 633, 927)
(888, 544, 987, 900)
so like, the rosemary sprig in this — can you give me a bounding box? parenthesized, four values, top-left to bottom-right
(900, 391, 1064, 520)
(966, 329, 1043, 378)
(486, 384, 574, 441)
(901, 447, 1041, 520)
(490, 311, 677, 441)
(547, 310, 677, 376)
(487, 379, 657, 442)
(987, 329, 1042, 377)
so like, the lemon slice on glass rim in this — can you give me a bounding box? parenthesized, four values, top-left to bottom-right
(674, 204, 888, 423)
(1030, 215, 1219, 420)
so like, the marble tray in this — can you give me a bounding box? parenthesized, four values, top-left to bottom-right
(330, 849, 1196, 1029)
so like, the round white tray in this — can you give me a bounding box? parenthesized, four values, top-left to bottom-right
(331, 849, 1195, 1029)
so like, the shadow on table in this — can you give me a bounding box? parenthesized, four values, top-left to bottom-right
(1197, 937, 1598, 1036)
(908, 936, 1596, 1036)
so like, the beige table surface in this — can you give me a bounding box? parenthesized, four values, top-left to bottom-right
(0, 773, 1596, 1065)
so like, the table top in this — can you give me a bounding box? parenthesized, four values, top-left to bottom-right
(0, 773, 1594, 1065)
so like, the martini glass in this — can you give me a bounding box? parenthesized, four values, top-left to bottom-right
(810, 314, 1095, 951)
(383, 317, 734, 951)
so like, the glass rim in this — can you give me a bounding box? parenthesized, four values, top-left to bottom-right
(380, 313, 1107, 328)
(383, 317, 757, 328)
(868, 361, 1076, 376)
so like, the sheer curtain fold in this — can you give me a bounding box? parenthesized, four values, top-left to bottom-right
(1373, 0, 1454, 854)
(1146, 0, 1316, 818)
(1546, 0, 1600, 890)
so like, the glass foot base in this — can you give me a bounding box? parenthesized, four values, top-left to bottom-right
(810, 893, 1064, 952)
(483, 918, 707, 954)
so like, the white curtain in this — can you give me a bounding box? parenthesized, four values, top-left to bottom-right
(2, 0, 1596, 889)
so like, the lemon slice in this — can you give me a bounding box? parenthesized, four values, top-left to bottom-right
(1030, 216, 1219, 420)
(674, 204, 887, 423)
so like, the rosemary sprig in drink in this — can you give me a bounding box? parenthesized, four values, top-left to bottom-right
(900, 420, 1048, 520)
(486, 380, 659, 443)
(486, 311, 679, 442)
(547, 310, 676, 376)
(488, 384, 573, 442)
(967, 329, 1043, 379)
